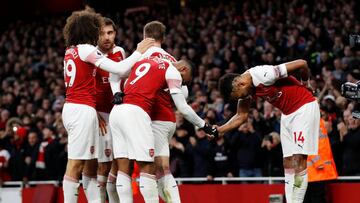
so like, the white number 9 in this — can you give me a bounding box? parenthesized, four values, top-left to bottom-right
(130, 63, 151, 85)
(64, 59, 76, 87)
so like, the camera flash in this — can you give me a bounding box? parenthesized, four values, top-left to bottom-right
(13, 126, 18, 132)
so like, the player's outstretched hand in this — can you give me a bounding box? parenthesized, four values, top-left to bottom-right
(112, 92, 124, 104)
(201, 123, 219, 140)
(136, 38, 155, 54)
(97, 113, 107, 136)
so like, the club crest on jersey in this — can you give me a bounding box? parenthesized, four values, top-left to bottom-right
(105, 149, 111, 157)
(149, 149, 154, 157)
(265, 91, 283, 102)
(90, 146, 95, 154)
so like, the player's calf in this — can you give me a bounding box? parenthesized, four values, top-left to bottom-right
(155, 157, 181, 203)
(138, 162, 159, 203)
(83, 159, 103, 203)
(63, 160, 85, 203)
(97, 162, 112, 203)
(292, 154, 308, 203)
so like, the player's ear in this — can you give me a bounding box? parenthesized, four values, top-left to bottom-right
(179, 65, 187, 73)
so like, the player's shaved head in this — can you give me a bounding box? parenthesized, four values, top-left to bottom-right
(143, 21, 166, 43)
(173, 59, 194, 83)
(63, 10, 103, 47)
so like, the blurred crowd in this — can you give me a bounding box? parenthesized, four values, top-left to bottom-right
(0, 0, 360, 184)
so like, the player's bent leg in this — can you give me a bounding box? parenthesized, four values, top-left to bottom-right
(283, 156, 295, 203)
(107, 161, 120, 203)
(292, 154, 308, 203)
(155, 156, 181, 203)
(138, 161, 159, 203)
(83, 159, 102, 203)
(63, 159, 85, 203)
(116, 158, 133, 203)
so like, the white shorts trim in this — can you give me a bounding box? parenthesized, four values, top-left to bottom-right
(98, 112, 114, 163)
(62, 103, 99, 160)
(110, 104, 154, 162)
(152, 121, 176, 157)
(280, 100, 320, 157)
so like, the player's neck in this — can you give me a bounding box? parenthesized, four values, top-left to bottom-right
(153, 42, 161, 47)
(99, 47, 111, 54)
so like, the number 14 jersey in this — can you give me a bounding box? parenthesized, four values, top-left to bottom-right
(123, 57, 182, 116)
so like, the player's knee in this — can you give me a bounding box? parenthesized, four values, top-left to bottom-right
(66, 160, 85, 178)
(138, 162, 156, 174)
(292, 154, 307, 172)
(283, 157, 293, 169)
(83, 159, 98, 176)
(161, 163, 170, 174)
(98, 162, 112, 176)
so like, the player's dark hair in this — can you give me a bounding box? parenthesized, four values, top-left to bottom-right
(104, 17, 117, 33)
(63, 10, 103, 47)
(182, 59, 195, 77)
(143, 21, 166, 43)
(219, 73, 239, 102)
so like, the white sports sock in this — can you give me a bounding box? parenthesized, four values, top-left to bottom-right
(107, 173, 120, 203)
(97, 175, 107, 203)
(293, 169, 308, 203)
(63, 176, 80, 203)
(116, 171, 133, 203)
(83, 174, 102, 203)
(82, 174, 91, 191)
(284, 168, 295, 203)
(140, 173, 159, 203)
(159, 174, 181, 203)
(157, 176, 166, 201)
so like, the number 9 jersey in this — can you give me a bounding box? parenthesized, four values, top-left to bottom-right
(64, 44, 104, 108)
(123, 57, 182, 116)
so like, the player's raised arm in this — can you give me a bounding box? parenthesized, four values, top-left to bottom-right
(248, 59, 310, 87)
(80, 38, 155, 77)
(217, 98, 250, 135)
(282, 59, 311, 81)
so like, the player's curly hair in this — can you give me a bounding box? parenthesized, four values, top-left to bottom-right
(63, 10, 103, 47)
(219, 73, 239, 102)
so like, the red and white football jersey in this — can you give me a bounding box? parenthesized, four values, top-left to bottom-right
(142, 47, 178, 122)
(123, 57, 182, 116)
(255, 76, 315, 115)
(63, 44, 105, 108)
(95, 46, 125, 113)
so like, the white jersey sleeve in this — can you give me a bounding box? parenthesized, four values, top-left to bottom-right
(109, 46, 127, 94)
(97, 51, 142, 77)
(78, 44, 106, 66)
(165, 65, 183, 94)
(181, 85, 189, 99)
(248, 64, 287, 87)
(166, 65, 205, 128)
(109, 73, 121, 94)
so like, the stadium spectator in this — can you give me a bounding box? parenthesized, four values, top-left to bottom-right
(230, 119, 264, 177)
(186, 128, 211, 177)
(22, 131, 40, 182)
(207, 136, 233, 180)
(339, 111, 360, 175)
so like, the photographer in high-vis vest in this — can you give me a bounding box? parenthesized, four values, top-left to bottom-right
(304, 118, 338, 203)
